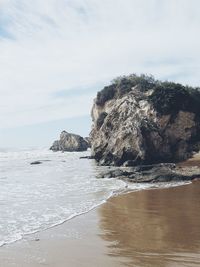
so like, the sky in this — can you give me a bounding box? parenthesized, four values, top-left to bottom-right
(0, 0, 200, 148)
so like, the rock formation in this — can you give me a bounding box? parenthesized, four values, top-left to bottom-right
(97, 163, 200, 183)
(50, 131, 89, 152)
(90, 74, 200, 166)
(84, 137, 91, 148)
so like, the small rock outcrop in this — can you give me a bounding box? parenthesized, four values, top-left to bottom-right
(97, 163, 200, 183)
(90, 74, 200, 166)
(50, 131, 89, 152)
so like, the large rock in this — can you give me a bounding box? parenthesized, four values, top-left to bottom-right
(50, 131, 89, 152)
(90, 74, 200, 166)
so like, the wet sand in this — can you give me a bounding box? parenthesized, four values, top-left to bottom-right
(1, 181, 200, 267)
(99, 181, 200, 267)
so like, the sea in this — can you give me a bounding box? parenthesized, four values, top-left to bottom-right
(0, 148, 189, 247)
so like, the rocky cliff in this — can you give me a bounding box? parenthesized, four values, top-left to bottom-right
(50, 131, 89, 152)
(90, 74, 200, 166)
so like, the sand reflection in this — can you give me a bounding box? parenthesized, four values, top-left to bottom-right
(98, 183, 200, 267)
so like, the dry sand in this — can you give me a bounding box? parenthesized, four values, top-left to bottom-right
(1, 180, 200, 267)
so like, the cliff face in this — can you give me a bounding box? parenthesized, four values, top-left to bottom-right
(50, 131, 89, 152)
(90, 75, 200, 166)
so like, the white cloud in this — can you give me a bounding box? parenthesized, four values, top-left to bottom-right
(0, 0, 200, 129)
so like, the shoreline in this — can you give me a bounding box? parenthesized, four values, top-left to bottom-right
(0, 179, 191, 249)
(1, 180, 200, 267)
(0, 190, 113, 249)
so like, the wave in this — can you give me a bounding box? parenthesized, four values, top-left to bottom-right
(0, 148, 192, 248)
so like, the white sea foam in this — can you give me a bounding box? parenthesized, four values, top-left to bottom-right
(0, 148, 126, 246)
(0, 148, 190, 246)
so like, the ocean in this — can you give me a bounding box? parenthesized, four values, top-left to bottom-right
(0, 148, 188, 247)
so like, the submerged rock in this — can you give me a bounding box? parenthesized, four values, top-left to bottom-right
(50, 131, 89, 152)
(90, 74, 200, 166)
(79, 156, 94, 159)
(30, 161, 42, 165)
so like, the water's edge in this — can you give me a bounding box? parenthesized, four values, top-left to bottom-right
(1, 180, 191, 248)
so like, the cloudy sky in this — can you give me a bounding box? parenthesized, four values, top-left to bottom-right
(0, 0, 200, 147)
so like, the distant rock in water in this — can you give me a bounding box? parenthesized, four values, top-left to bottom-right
(90, 74, 200, 166)
(50, 131, 89, 152)
(30, 161, 42, 165)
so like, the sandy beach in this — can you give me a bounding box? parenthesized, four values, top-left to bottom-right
(1, 180, 200, 267)
(1, 1, 200, 266)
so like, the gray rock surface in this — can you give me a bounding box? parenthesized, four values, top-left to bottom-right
(90, 75, 200, 166)
(98, 164, 200, 183)
(50, 131, 89, 152)
(84, 137, 91, 148)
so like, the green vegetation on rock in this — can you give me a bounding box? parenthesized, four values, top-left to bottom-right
(96, 73, 200, 117)
(96, 74, 156, 105)
(149, 82, 200, 116)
